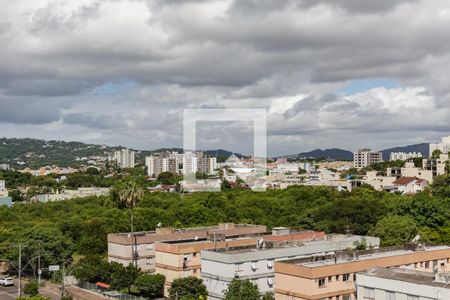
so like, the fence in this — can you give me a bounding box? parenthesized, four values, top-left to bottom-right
(76, 282, 146, 300)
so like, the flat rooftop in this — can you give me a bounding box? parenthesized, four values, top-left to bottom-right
(290, 245, 450, 268)
(110, 223, 264, 237)
(201, 235, 380, 264)
(362, 268, 450, 289)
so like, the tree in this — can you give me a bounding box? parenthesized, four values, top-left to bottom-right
(432, 149, 442, 159)
(24, 279, 39, 296)
(118, 179, 144, 267)
(168, 277, 208, 300)
(262, 292, 275, 300)
(110, 262, 142, 294)
(224, 279, 260, 300)
(370, 215, 418, 246)
(17, 296, 50, 300)
(134, 274, 165, 299)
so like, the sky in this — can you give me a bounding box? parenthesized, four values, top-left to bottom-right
(0, 0, 450, 156)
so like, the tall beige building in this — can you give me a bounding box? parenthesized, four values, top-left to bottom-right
(111, 148, 135, 168)
(353, 148, 382, 168)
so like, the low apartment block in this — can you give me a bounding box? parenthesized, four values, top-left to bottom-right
(155, 236, 260, 295)
(356, 268, 450, 300)
(201, 234, 380, 300)
(274, 244, 450, 300)
(107, 223, 267, 272)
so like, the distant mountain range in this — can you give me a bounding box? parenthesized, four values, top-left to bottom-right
(280, 143, 430, 161)
(0, 137, 246, 168)
(294, 148, 354, 160)
(0, 137, 431, 168)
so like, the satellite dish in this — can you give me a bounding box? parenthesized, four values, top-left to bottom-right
(157, 222, 162, 228)
(195, 236, 199, 241)
(411, 234, 421, 243)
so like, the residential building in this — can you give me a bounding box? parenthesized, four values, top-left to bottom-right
(356, 268, 450, 300)
(202, 234, 380, 300)
(389, 152, 423, 161)
(429, 135, 450, 156)
(110, 148, 135, 169)
(146, 152, 217, 177)
(353, 149, 382, 169)
(0, 164, 10, 170)
(392, 177, 429, 194)
(20, 166, 79, 176)
(107, 223, 267, 272)
(35, 187, 110, 202)
(0, 180, 7, 197)
(274, 244, 450, 300)
(347, 162, 433, 192)
(423, 153, 449, 177)
(155, 236, 260, 295)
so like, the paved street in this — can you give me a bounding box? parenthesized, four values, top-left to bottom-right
(0, 279, 61, 300)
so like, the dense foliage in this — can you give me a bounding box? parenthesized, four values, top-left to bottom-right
(224, 279, 260, 300)
(168, 277, 208, 300)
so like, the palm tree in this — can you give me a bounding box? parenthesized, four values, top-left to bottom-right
(119, 179, 144, 267)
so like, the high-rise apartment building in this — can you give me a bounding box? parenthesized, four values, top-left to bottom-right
(353, 148, 383, 168)
(110, 148, 135, 169)
(429, 135, 450, 156)
(146, 151, 216, 177)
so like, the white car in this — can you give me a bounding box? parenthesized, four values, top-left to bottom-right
(0, 277, 14, 286)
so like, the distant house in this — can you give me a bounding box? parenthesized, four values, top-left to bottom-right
(393, 176, 428, 194)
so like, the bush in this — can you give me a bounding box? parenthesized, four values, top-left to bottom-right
(24, 279, 39, 296)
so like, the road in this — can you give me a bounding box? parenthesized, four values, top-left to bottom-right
(0, 278, 61, 300)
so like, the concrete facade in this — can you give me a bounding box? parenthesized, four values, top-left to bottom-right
(274, 244, 450, 300)
(201, 235, 380, 300)
(354, 149, 383, 169)
(108, 223, 267, 272)
(356, 268, 450, 300)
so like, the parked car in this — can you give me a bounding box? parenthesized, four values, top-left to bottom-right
(0, 277, 14, 286)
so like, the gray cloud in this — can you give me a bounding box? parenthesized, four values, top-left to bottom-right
(0, 0, 449, 154)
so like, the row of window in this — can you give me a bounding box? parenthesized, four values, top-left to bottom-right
(318, 273, 355, 287)
(363, 288, 419, 300)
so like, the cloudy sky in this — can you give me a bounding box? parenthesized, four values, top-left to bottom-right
(1, 0, 450, 155)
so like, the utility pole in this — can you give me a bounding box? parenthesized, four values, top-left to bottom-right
(38, 241, 41, 285)
(61, 261, 65, 300)
(18, 244, 22, 298)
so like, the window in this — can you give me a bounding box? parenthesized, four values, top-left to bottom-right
(235, 263, 243, 272)
(425, 261, 430, 269)
(335, 275, 340, 281)
(193, 252, 197, 257)
(364, 288, 375, 299)
(318, 278, 326, 288)
(328, 276, 333, 282)
(343, 274, 350, 281)
(146, 258, 153, 265)
(386, 291, 395, 300)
